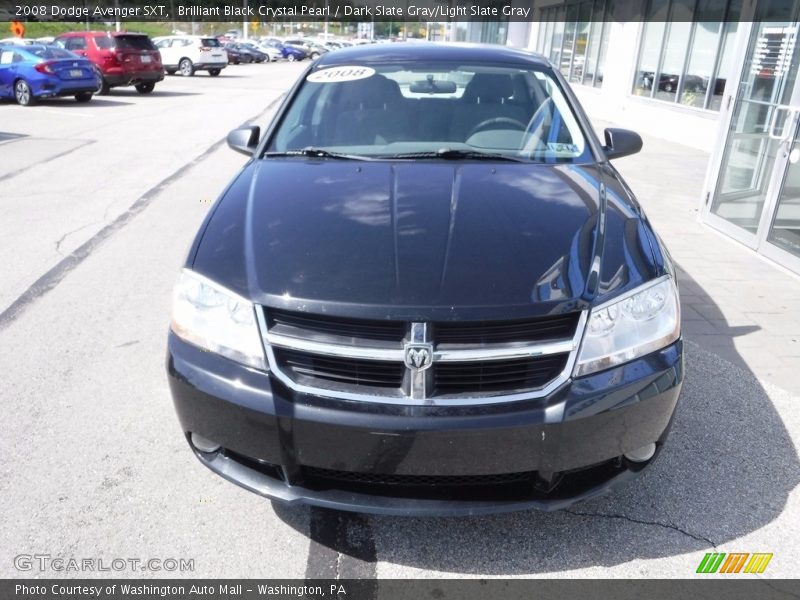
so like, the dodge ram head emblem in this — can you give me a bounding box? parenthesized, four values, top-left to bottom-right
(404, 343, 433, 371)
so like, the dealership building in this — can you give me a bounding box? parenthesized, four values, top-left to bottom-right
(463, 0, 800, 275)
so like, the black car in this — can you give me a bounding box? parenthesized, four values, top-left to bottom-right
(167, 44, 683, 516)
(224, 42, 266, 64)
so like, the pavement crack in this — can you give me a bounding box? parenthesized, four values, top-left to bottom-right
(564, 508, 717, 547)
(54, 221, 100, 255)
(0, 97, 284, 332)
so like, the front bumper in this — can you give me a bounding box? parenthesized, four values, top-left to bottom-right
(167, 334, 683, 516)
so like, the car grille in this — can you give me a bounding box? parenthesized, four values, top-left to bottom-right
(269, 309, 405, 343)
(434, 355, 570, 395)
(299, 460, 626, 502)
(261, 308, 585, 405)
(274, 348, 405, 390)
(435, 314, 579, 345)
(304, 466, 536, 487)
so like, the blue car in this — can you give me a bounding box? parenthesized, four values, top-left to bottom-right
(281, 44, 307, 62)
(262, 41, 306, 62)
(0, 44, 99, 106)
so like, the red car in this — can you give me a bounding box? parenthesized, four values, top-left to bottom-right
(54, 31, 164, 94)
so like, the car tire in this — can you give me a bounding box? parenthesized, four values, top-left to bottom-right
(311, 52, 319, 59)
(664, 83, 673, 93)
(209, 69, 221, 77)
(74, 91, 93, 103)
(179, 58, 194, 77)
(287, 54, 295, 62)
(97, 78, 110, 95)
(243, 55, 253, 64)
(135, 82, 155, 94)
(14, 79, 35, 106)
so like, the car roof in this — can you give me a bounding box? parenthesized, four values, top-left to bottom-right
(155, 34, 215, 39)
(314, 42, 549, 68)
(57, 31, 149, 37)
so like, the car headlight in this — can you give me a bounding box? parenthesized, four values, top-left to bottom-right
(171, 269, 267, 370)
(574, 276, 680, 376)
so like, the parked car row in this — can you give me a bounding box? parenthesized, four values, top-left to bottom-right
(0, 30, 311, 105)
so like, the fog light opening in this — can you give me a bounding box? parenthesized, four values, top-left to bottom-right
(190, 432, 221, 454)
(623, 442, 656, 463)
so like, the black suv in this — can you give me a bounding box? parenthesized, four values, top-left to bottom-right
(167, 44, 683, 516)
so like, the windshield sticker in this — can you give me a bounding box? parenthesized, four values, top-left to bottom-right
(307, 66, 376, 83)
(547, 142, 579, 154)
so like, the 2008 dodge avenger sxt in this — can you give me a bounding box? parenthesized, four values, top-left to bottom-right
(167, 43, 683, 516)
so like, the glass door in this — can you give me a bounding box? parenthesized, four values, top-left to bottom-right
(762, 116, 800, 269)
(704, 0, 800, 250)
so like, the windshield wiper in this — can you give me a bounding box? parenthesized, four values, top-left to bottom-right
(262, 147, 375, 161)
(385, 148, 529, 162)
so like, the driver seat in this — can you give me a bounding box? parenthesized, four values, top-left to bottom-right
(448, 74, 528, 143)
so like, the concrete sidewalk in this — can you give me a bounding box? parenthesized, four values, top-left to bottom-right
(594, 121, 800, 395)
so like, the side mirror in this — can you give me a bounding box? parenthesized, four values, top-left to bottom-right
(227, 126, 260, 156)
(603, 128, 643, 160)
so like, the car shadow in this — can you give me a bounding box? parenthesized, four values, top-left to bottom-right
(273, 267, 800, 574)
(103, 90, 199, 98)
(0, 98, 132, 108)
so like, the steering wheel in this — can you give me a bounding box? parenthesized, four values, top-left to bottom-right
(467, 117, 527, 139)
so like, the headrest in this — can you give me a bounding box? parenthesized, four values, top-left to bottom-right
(464, 73, 514, 102)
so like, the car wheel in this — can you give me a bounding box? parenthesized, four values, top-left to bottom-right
(14, 79, 35, 106)
(311, 52, 319, 59)
(209, 69, 221, 77)
(97, 77, 110, 95)
(179, 58, 194, 77)
(243, 55, 253, 64)
(287, 54, 295, 62)
(74, 91, 93, 103)
(135, 82, 155, 94)
(664, 83, 673, 93)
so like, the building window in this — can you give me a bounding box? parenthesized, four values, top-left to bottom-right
(538, 0, 611, 88)
(632, 0, 742, 111)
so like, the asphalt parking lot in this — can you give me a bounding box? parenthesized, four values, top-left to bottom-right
(1, 60, 799, 580)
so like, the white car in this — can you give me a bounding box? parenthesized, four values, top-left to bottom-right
(0, 38, 37, 46)
(255, 42, 282, 62)
(152, 35, 227, 77)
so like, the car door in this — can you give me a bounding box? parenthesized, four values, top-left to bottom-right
(154, 37, 176, 67)
(62, 35, 88, 58)
(0, 48, 16, 97)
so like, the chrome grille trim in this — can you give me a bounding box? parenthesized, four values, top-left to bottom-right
(258, 307, 588, 406)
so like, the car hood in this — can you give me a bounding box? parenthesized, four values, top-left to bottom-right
(191, 159, 660, 320)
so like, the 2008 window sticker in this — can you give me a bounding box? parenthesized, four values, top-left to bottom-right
(307, 66, 376, 83)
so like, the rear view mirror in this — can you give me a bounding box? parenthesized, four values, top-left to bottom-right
(603, 128, 643, 160)
(227, 126, 260, 156)
(410, 79, 457, 94)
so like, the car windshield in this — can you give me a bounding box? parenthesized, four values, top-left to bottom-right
(268, 61, 592, 163)
(28, 46, 74, 59)
(115, 35, 156, 50)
